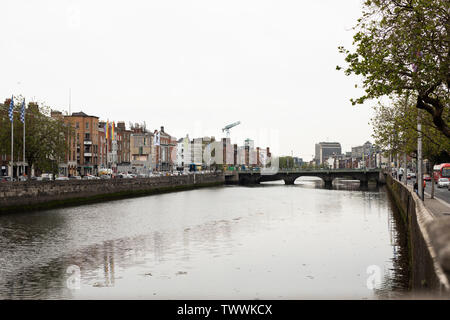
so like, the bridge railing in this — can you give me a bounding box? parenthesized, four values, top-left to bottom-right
(233, 168, 382, 174)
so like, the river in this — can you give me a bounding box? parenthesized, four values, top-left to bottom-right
(0, 178, 410, 299)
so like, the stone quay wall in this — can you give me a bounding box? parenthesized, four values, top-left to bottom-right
(386, 174, 450, 296)
(0, 173, 225, 214)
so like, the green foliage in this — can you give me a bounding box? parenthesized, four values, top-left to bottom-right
(278, 156, 296, 169)
(371, 93, 450, 163)
(339, 0, 450, 138)
(0, 96, 70, 175)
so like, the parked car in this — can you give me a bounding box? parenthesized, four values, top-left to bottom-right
(424, 174, 432, 181)
(41, 173, 53, 180)
(83, 174, 99, 180)
(0, 176, 14, 182)
(117, 172, 132, 179)
(437, 178, 450, 188)
(18, 175, 28, 181)
(100, 174, 112, 179)
(55, 176, 69, 181)
(69, 175, 82, 180)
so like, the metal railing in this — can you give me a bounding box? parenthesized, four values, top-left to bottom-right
(232, 168, 382, 173)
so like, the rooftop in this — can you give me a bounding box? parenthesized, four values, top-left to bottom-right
(68, 111, 98, 118)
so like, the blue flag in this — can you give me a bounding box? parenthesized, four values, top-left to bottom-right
(20, 99, 25, 123)
(8, 96, 14, 122)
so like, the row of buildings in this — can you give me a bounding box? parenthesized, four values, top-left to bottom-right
(313, 141, 384, 169)
(59, 111, 272, 176)
(176, 135, 271, 172)
(49, 110, 180, 176)
(1, 102, 272, 177)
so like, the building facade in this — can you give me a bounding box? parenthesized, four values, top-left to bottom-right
(154, 126, 177, 172)
(130, 124, 154, 174)
(315, 142, 342, 165)
(63, 111, 100, 176)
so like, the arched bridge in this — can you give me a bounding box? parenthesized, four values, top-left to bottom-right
(225, 169, 384, 187)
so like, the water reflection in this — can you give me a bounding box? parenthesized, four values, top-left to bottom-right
(0, 181, 410, 299)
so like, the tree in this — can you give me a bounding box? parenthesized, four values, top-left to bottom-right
(338, 0, 450, 138)
(279, 156, 295, 169)
(0, 97, 70, 176)
(372, 93, 450, 160)
(371, 93, 450, 197)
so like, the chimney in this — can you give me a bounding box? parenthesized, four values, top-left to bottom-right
(161, 126, 164, 133)
(117, 121, 126, 131)
(51, 110, 63, 119)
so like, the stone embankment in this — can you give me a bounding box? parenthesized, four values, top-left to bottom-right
(386, 174, 450, 295)
(0, 173, 224, 214)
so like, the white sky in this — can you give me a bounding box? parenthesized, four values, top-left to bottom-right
(1, 0, 375, 160)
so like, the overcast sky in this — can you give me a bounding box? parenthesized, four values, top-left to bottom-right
(1, 0, 374, 160)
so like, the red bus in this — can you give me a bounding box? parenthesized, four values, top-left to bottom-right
(433, 163, 450, 183)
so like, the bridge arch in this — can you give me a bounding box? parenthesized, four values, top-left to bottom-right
(256, 169, 382, 186)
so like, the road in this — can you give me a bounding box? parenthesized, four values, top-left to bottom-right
(409, 178, 450, 205)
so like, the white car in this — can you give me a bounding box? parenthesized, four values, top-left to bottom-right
(55, 176, 69, 181)
(437, 178, 450, 188)
(83, 175, 99, 180)
(118, 173, 133, 179)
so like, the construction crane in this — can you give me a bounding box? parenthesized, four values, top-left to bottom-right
(222, 121, 241, 138)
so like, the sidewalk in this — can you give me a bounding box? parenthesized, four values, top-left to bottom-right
(423, 196, 450, 218)
(394, 176, 450, 217)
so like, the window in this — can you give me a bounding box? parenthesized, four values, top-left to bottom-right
(85, 133, 90, 140)
(76, 122, 79, 129)
(443, 168, 450, 178)
(86, 122, 89, 130)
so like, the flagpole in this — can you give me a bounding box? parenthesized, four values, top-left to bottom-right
(11, 119, 14, 180)
(23, 107, 25, 177)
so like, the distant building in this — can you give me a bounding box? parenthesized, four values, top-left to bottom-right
(190, 136, 215, 170)
(351, 141, 379, 168)
(116, 122, 132, 166)
(315, 142, 342, 165)
(155, 126, 177, 171)
(351, 141, 373, 158)
(244, 138, 256, 166)
(130, 124, 154, 174)
(176, 134, 191, 169)
(63, 111, 100, 176)
(293, 157, 303, 167)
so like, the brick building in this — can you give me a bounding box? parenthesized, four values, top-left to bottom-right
(155, 126, 177, 171)
(64, 111, 100, 176)
(130, 124, 154, 174)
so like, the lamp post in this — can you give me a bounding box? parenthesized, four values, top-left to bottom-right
(417, 110, 424, 201)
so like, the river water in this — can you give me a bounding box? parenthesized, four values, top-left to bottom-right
(0, 178, 410, 299)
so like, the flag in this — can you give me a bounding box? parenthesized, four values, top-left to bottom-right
(106, 120, 109, 140)
(20, 99, 25, 123)
(8, 96, 14, 122)
(154, 130, 160, 146)
(112, 121, 115, 140)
